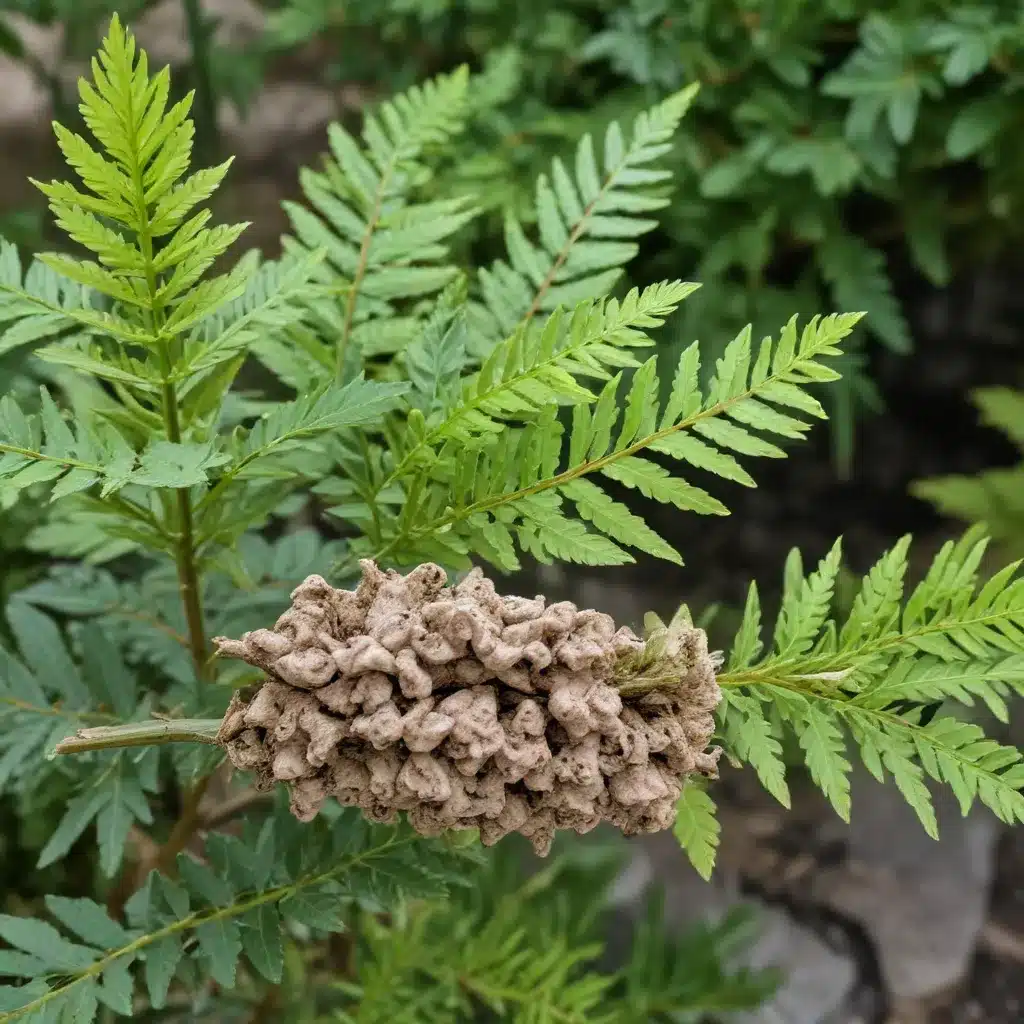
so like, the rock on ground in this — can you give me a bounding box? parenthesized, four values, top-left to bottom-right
(611, 831, 858, 1024)
(813, 771, 1000, 1011)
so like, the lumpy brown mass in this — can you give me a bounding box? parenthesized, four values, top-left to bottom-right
(214, 561, 722, 855)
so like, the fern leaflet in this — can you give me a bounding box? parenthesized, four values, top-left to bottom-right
(717, 528, 1024, 835)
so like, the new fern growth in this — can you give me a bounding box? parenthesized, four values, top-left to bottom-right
(0, 16, 1020, 1022)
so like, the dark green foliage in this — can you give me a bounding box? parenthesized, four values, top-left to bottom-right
(335, 837, 778, 1023)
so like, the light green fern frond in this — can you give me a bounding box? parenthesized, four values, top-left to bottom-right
(0, 387, 235, 511)
(970, 387, 1024, 449)
(343, 308, 861, 572)
(0, 239, 97, 357)
(912, 388, 1024, 556)
(717, 527, 1024, 840)
(183, 249, 328, 393)
(472, 83, 699, 342)
(274, 67, 476, 383)
(26, 15, 249, 345)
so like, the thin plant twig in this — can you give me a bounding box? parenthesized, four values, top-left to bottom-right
(51, 718, 223, 756)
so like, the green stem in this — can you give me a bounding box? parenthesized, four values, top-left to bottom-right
(181, 0, 219, 160)
(124, 66, 211, 683)
(336, 137, 405, 381)
(50, 718, 223, 756)
(161, 371, 211, 680)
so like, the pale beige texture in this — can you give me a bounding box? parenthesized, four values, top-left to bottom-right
(215, 561, 721, 854)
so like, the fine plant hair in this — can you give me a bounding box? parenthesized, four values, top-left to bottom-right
(0, 15, 1022, 1022)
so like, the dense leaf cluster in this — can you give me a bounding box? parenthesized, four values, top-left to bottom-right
(249, 0, 1024, 466)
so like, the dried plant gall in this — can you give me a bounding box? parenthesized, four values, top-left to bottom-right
(214, 561, 722, 855)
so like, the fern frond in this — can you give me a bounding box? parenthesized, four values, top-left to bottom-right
(673, 782, 721, 880)
(353, 310, 862, 572)
(912, 387, 1024, 553)
(0, 388, 135, 506)
(27, 14, 249, 346)
(177, 247, 328, 384)
(425, 280, 694, 443)
(0, 811, 476, 1022)
(0, 239, 97, 357)
(195, 377, 409, 556)
(342, 836, 774, 1023)
(719, 690, 790, 809)
(817, 231, 911, 354)
(0, 388, 240, 516)
(0, 601, 158, 876)
(277, 67, 475, 382)
(0, 601, 116, 794)
(215, 377, 408, 484)
(717, 529, 1024, 834)
(472, 84, 699, 342)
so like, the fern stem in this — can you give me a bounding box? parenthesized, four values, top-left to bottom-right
(181, 0, 219, 160)
(201, 788, 273, 829)
(153, 773, 215, 877)
(0, 696, 115, 724)
(50, 718, 223, 756)
(162, 375, 211, 681)
(336, 148, 397, 381)
(116, 52, 212, 684)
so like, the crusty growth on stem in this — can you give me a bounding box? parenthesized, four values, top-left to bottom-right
(214, 561, 721, 854)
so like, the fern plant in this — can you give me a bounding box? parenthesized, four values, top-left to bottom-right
(0, 16, 1021, 1022)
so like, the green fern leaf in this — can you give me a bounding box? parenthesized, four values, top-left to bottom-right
(793, 700, 852, 820)
(361, 310, 862, 570)
(0, 238, 96, 356)
(844, 710, 939, 838)
(28, 14, 249, 347)
(475, 84, 699, 340)
(972, 387, 1024, 451)
(818, 232, 911, 354)
(728, 583, 764, 670)
(224, 376, 409, 478)
(515, 493, 632, 566)
(674, 782, 721, 880)
(562, 478, 681, 564)
(719, 531, 1024, 832)
(602, 456, 729, 515)
(0, 389, 121, 505)
(773, 539, 843, 656)
(4, 812, 478, 1022)
(277, 67, 474, 383)
(719, 691, 791, 808)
